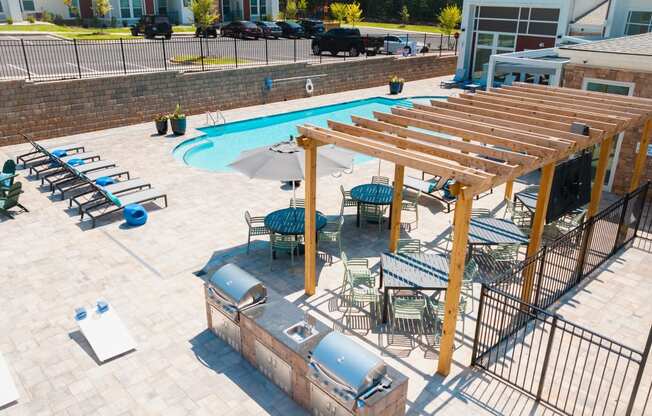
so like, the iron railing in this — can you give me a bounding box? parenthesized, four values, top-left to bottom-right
(472, 182, 651, 415)
(0, 33, 458, 82)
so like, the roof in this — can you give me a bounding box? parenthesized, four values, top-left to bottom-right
(560, 32, 652, 56)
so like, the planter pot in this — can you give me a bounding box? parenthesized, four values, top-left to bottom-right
(170, 118, 187, 135)
(155, 120, 168, 135)
(389, 82, 403, 95)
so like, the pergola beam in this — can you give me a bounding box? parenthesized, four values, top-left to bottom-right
(630, 118, 652, 192)
(351, 116, 537, 166)
(328, 120, 518, 176)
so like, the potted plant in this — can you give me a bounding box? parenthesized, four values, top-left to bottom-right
(169, 104, 187, 135)
(389, 75, 405, 95)
(154, 113, 168, 135)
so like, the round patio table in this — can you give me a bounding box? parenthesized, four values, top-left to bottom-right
(350, 183, 394, 228)
(264, 207, 328, 236)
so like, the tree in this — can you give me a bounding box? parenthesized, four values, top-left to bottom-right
(94, 0, 111, 19)
(437, 4, 462, 35)
(284, 0, 298, 19)
(330, 2, 347, 24)
(345, 2, 363, 26)
(191, 0, 219, 27)
(297, 0, 308, 18)
(399, 5, 410, 26)
(63, 0, 78, 17)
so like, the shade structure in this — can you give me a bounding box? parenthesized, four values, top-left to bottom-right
(228, 139, 354, 182)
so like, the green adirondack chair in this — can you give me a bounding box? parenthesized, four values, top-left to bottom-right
(0, 182, 27, 218)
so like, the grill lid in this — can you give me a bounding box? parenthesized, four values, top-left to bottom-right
(311, 332, 387, 397)
(208, 263, 266, 310)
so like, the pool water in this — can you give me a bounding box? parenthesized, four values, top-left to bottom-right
(173, 96, 444, 172)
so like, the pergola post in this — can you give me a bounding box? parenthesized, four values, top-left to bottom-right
(304, 141, 317, 296)
(587, 135, 614, 218)
(629, 118, 651, 192)
(389, 164, 405, 252)
(437, 186, 473, 377)
(504, 180, 514, 201)
(520, 162, 555, 304)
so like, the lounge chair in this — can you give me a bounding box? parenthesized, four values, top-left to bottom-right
(440, 68, 467, 89)
(53, 167, 130, 200)
(0, 182, 27, 218)
(70, 178, 151, 214)
(29, 151, 101, 178)
(16, 134, 85, 168)
(404, 174, 451, 200)
(42, 160, 117, 190)
(82, 187, 168, 228)
(0, 353, 19, 407)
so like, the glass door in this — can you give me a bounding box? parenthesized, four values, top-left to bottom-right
(472, 32, 516, 80)
(582, 78, 635, 191)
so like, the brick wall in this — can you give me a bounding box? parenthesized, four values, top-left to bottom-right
(563, 64, 652, 196)
(0, 55, 457, 147)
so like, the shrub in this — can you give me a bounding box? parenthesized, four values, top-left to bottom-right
(329, 2, 347, 24)
(41, 10, 54, 22)
(27, 15, 36, 23)
(170, 104, 186, 120)
(154, 113, 168, 122)
(345, 2, 363, 27)
(399, 5, 409, 26)
(437, 4, 462, 35)
(6, 17, 13, 25)
(284, 0, 298, 20)
(190, 0, 219, 27)
(94, 0, 112, 19)
(110, 16, 117, 27)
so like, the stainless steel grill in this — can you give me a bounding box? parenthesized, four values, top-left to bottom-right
(309, 332, 391, 410)
(205, 263, 267, 322)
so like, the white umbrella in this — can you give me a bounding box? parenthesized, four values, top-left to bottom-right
(227, 138, 354, 198)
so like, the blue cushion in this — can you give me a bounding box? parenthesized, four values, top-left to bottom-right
(124, 204, 148, 226)
(95, 176, 115, 187)
(67, 158, 85, 167)
(51, 149, 67, 157)
(442, 180, 456, 200)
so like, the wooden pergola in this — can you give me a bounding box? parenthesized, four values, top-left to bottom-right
(297, 82, 652, 376)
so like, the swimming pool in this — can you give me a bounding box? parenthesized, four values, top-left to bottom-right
(173, 96, 444, 172)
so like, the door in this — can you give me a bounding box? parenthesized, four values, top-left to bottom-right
(254, 341, 292, 395)
(208, 307, 241, 352)
(471, 32, 516, 80)
(581, 78, 635, 192)
(79, 0, 93, 18)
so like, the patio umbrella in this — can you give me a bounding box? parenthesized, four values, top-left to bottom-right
(227, 138, 354, 199)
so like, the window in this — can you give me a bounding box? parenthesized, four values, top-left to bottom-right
(625, 11, 652, 35)
(586, 82, 631, 96)
(21, 0, 35, 12)
(120, 0, 142, 18)
(497, 34, 515, 48)
(0, 1, 4, 12)
(223, 0, 231, 19)
(158, 0, 167, 15)
(260, 0, 266, 18)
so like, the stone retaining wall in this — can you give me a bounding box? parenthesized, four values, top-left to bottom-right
(0, 54, 457, 146)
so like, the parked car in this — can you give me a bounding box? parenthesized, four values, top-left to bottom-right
(382, 35, 427, 55)
(275, 21, 305, 38)
(195, 22, 220, 38)
(298, 19, 324, 38)
(130, 15, 173, 39)
(311, 28, 383, 57)
(220, 21, 262, 39)
(254, 21, 282, 39)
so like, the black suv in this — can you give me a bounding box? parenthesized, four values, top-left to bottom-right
(130, 15, 173, 39)
(275, 21, 304, 38)
(195, 22, 220, 38)
(298, 19, 324, 38)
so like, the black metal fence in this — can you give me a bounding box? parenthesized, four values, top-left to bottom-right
(472, 182, 651, 415)
(0, 33, 458, 82)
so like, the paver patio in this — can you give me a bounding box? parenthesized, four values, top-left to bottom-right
(0, 76, 649, 416)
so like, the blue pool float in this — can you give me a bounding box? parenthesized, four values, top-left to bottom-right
(124, 204, 148, 226)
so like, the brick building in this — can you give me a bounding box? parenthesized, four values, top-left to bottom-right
(561, 32, 652, 196)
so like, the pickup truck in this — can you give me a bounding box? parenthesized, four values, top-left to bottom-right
(311, 28, 384, 57)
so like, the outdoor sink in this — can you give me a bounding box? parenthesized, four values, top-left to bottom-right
(283, 321, 319, 344)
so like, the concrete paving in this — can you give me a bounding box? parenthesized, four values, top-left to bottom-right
(0, 77, 648, 416)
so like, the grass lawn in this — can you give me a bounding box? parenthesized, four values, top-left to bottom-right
(170, 55, 245, 65)
(0, 23, 195, 34)
(350, 22, 445, 33)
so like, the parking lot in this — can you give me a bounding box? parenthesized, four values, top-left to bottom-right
(0, 33, 456, 81)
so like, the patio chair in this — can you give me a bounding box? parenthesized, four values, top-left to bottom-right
(1, 160, 16, 193)
(82, 187, 168, 228)
(341, 269, 379, 326)
(318, 215, 344, 264)
(435, 179, 457, 213)
(463, 258, 479, 312)
(396, 238, 421, 254)
(505, 200, 532, 234)
(340, 252, 374, 301)
(69, 178, 151, 214)
(245, 211, 270, 253)
(556, 210, 586, 234)
(471, 208, 491, 218)
(440, 68, 467, 89)
(340, 185, 357, 213)
(360, 203, 387, 232)
(289, 198, 305, 208)
(371, 176, 390, 185)
(269, 233, 299, 268)
(485, 244, 521, 272)
(427, 293, 468, 343)
(15, 135, 85, 168)
(0, 182, 27, 218)
(401, 190, 420, 229)
(388, 293, 427, 348)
